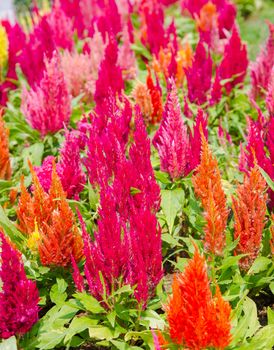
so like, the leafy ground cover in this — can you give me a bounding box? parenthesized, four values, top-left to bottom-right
(0, 0, 274, 349)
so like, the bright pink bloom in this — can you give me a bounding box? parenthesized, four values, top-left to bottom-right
(218, 26, 248, 94)
(153, 83, 189, 180)
(35, 131, 86, 199)
(250, 22, 274, 100)
(185, 39, 212, 105)
(71, 254, 85, 292)
(181, 0, 236, 37)
(94, 37, 124, 106)
(153, 84, 208, 179)
(47, 1, 74, 51)
(188, 108, 208, 171)
(266, 67, 274, 117)
(85, 95, 132, 187)
(0, 21, 26, 105)
(0, 232, 39, 339)
(118, 25, 137, 80)
(21, 51, 71, 136)
(78, 114, 162, 307)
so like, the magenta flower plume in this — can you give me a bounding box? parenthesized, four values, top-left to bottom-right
(266, 67, 274, 117)
(0, 20, 26, 106)
(185, 39, 212, 105)
(76, 113, 162, 308)
(0, 232, 39, 339)
(94, 37, 124, 106)
(218, 26, 248, 94)
(153, 82, 189, 180)
(239, 117, 274, 208)
(21, 51, 71, 136)
(47, 0, 74, 51)
(153, 83, 208, 180)
(250, 22, 274, 100)
(34, 131, 86, 199)
(85, 95, 132, 187)
(187, 108, 208, 172)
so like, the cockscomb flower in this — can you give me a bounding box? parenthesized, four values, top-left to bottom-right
(146, 68, 163, 124)
(185, 39, 212, 105)
(35, 132, 86, 199)
(266, 67, 274, 117)
(218, 26, 248, 94)
(85, 95, 132, 187)
(153, 82, 189, 180)
(250, 22, 274, 100)
(232, 165, 267, 270)
(118, 25, 137, 80)
(192, 133, 229, 255)
(0, 25, 8, 73)
(17, 161, 83, 267)
(0, 232, 39, 339)
(132, 82, 153, 125)
(47, 0, 74, 51)
(0, 21, 26, 106)
(164, 245, 232, 349)
(94, 37, 124, 106)
(239, 117, 274, 208)
(197, 2, 219, 50)
(0, 111, 11, 180)
(181, 0, 236, 38)
(21, 50, 71, 136)
(76, 114, 162, 307)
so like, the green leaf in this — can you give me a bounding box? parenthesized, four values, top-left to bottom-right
(0, 336, 17, 350)
(267, 307, 274, 325)
(130, 187, 142, 195)
(50, 280, 67, 305)
(235, 325, 274, 350)
(139, 310, 165, 329)
(88, 326, 114, 340)
(231, 297, 260, 344)
(259, 167, 274, 191)
(0, 205, 26, 247)
(269, 282, 274, 295)
(22, 143, 44, 167)
(161, 188, 184, 234)
(64, 316, 98, 344)
(37, 329, 65, 350)
(73, 292, 105, 314)
(248, 257, 272, 274)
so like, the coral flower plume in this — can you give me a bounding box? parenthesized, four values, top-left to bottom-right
(165, 246, 232, 349)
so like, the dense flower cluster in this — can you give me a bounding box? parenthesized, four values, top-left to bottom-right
(192, 133, 229, 255)
(17, 161, 83, 267)
(157, 245, 232, 349)
(0, 110, 11, 180)
(232, 165, 267, 270)
(0, 232, 39, 339)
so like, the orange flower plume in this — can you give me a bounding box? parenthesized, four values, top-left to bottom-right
(0, 110, 11, 180)
(192, 132, 229, 255)
(146, 68, 163, 124)
(17, 160, 83, 267)
(232, 165, 267, 270)
(165, 246, 232, 350)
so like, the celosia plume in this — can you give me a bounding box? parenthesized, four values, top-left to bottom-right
(218, 26, 248, 94)
(185, 39, 212, 105)
(17, 161, 83, 267)
(164, 245, 232, 349)
(153, 82, 189, 180)
(0, 110, 11, 180)
(35, 131, 86, 199)
(146, 68, 163, 124)
(21, 50, 71, 136)
(77, 113, 162, 307)
(0, 232, 39, 339)
(192, 132, 229, 255)
(250, 22, 274, 100)
(153, 84, 208, 180)
(232, 165, 267, 270)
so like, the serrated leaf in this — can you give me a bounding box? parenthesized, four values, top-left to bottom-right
(64, 316, 98, 344)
